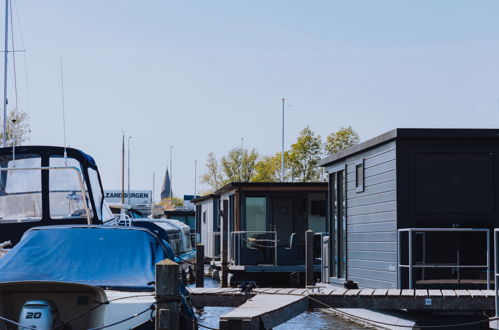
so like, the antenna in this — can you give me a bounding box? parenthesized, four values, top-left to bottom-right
(60, 60, 67, 163)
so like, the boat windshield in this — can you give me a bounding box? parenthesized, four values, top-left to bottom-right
(0, 155, 42, 223)
(49, 157, 91, 219)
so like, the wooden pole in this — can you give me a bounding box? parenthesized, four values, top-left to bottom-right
(155, 259, 180, 330)
(221, 199, 229, 287)
(196, 244, 204, 287)
(305, 230, 315, 287)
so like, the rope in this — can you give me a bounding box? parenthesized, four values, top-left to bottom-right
(87, 304, 154, 330)
(0, 315, 37, 329)
(51, 293, 155, 329)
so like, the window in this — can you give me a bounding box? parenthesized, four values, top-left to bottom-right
(0, 155, 42, 223)
(355, 159, 364, 192)
(49, 157, 90, 219)
(329, 169, 347, 279)
(245, 196, 266, 232)
(88, 168, 110, 221)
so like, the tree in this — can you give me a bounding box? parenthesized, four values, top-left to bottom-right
(221, 148, 258, 182)
(200, 152, 224, 193)
(0, 110, 30, 146)
(324, 126, 360, 156)
(252, 152, 290, 182)
(288, 126, 323, 182)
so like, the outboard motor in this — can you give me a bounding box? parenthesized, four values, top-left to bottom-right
(18, 300, 61, 330)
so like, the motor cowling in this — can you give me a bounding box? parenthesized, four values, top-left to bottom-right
(18, 300, 59, 330)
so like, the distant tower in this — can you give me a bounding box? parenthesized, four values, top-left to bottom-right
(161, 168, 172, 200)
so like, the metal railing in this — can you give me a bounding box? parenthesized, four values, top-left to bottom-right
(230, 231, 277, 266)
(0, 166, 92, 224)
(398, 228, 490, 289)
(321, 235, 330, 283)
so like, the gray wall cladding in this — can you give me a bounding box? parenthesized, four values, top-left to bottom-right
(345, 141, 397, 289)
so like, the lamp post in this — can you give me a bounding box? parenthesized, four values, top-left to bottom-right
(127, 136, 132, 204)
(194, 160, 197, 197)
(281, 98, 285, 182)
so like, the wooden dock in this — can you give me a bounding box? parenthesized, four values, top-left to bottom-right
(189, 287, 496, 329)
(189, 287, 496, 311)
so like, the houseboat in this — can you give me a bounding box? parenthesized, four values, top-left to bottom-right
(193, 182, 327, 286)
(319, 128, 499, 289)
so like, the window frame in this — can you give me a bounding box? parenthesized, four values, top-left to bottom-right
(355, 158, 365, 193)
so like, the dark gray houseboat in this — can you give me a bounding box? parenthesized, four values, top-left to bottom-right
(319, 128, 498, 289)
(193, 182, 327, 286)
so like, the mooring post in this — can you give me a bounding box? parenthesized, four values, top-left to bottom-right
(221, 199, 229, 287)
(155, 258, 180, 330)
(196, 244, 205, 288)
(305, 229, 315, 287)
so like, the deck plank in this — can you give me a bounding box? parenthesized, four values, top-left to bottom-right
(330, 288, 348, 296)
(441, 290, 456, 297)
(415, 290, 428, 297)
(483, 290, 496, 298)
(344, 289, 362, 297)
(401, 290, 414, 297)
(372, 289, 388, 297)
(468, 290, 485, 297)
(455, 290, 472, 297)
(387, 289, 401, 297)
(359, 289, 375, 297)
(428, 290, 442, 297)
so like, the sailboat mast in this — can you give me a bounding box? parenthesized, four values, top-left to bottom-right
(2, 0, 9, 147)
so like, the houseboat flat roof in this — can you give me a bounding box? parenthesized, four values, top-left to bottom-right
(319, 128, 499, 167)
(192, 182, 327, 203)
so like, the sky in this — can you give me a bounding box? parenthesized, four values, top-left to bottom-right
(5, 0, 499, 200)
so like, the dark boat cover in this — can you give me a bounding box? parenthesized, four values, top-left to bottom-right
(0, 226, 174, 291)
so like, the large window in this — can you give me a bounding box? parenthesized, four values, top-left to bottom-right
(329, 170, 346, 279)
(0, 155, 42, 222)
(245, 196, 267, 232)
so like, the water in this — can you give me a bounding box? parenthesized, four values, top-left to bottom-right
(189, 278, 366, 329)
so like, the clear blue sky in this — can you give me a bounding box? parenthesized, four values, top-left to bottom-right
(7, 0, 499, 199)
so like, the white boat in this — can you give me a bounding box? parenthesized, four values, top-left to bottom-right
(0, 225, 195, 329)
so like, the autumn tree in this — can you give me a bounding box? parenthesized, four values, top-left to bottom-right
(288, 126, 323, 182)
(0, 110, 30, 146)
(200, 152, 224, 193)
(324, 126, 360, 156)
(221, 148, 258, 182)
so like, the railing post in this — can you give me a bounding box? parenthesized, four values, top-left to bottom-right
(221, 199, 229, 287)
(495, 229, 498, 325)
(397, 230, 401, 289)
(155, 259, 180, 330)
(306, 229, 315, 287)
(408, 229, 413, 289)
(196, 244, 204, 288)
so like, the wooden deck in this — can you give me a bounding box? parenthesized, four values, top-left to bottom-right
(189, 287, 496, 311)
(219, 294, 307, 330)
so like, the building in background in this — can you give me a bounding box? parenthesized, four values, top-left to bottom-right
(320, 128, 499, 289)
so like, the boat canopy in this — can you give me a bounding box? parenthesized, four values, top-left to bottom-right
(0, 146, 114, 245)
(0, 226, 173, 291)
